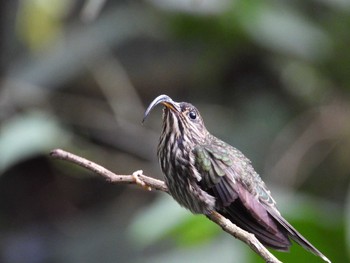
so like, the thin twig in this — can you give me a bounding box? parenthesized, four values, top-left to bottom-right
(50, 148, 282, 263)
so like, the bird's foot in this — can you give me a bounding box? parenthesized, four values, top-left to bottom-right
(132, 170, 152, 191)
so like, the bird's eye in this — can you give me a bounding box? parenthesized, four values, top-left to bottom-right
(188, 111, 197, 120)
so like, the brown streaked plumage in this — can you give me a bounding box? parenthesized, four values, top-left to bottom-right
(143, 94, 330, 263)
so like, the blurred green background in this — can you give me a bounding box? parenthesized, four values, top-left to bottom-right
(0, 0, 349, 262)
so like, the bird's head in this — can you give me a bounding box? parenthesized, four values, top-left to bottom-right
(143, 94, 208, 143)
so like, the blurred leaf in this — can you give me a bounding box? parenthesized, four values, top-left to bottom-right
(279, 60, 331, 103)
(148, 0, 230, 15)
(233, 0, 331, 60)
(315, 0, 350, 10)
(0, 111, 70, 173)
(345, 185, 350, 260)
(16, 0, 71, 50)
(167, 214, 219, 247)
(138, 236, 247, 263)
(129, 194, 219, 247)
(128, 195, 190, 247)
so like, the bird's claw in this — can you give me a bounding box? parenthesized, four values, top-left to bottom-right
(132, 170, 152, 191)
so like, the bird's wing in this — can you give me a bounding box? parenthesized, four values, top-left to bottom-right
(193, 142, 275, 212)
(193, 141, 274, 204)
(193, 143, 291, 248)
(194, 142, 331, 260)
(193, 143, 238, 206)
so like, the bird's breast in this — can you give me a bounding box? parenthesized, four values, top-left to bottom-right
(157, 134, 216, 214)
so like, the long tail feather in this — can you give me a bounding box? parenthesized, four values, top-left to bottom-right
(223, 200, 292, 251)
(268, 209, 331, 263)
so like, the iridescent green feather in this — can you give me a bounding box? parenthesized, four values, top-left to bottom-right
(194, 146, 211, 172)
(193, 144, 233, 186)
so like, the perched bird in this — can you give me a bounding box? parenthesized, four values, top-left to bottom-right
(143, 94, 330, 263)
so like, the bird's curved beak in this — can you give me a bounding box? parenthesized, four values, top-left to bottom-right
(142, 94, 180, 123)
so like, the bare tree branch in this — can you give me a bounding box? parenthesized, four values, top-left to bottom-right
(50, 148, 282, 263)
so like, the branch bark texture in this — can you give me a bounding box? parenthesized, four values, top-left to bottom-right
(50, 148, 282, 263)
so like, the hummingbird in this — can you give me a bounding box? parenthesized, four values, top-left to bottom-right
(143, 94, 330, 263)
